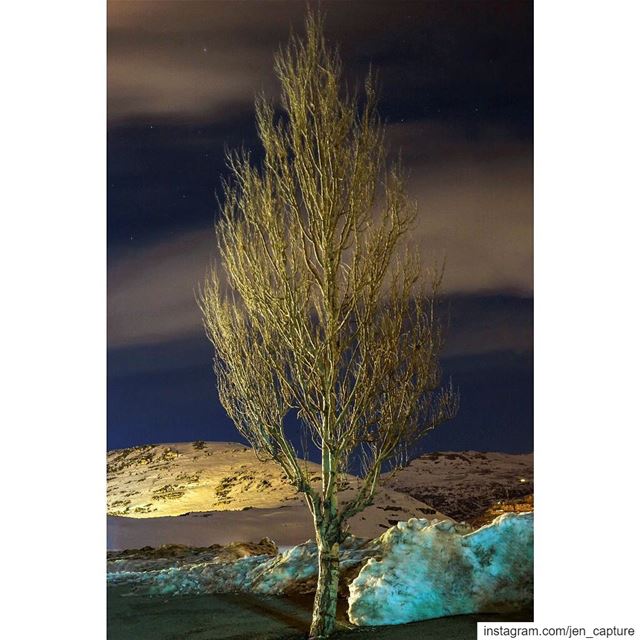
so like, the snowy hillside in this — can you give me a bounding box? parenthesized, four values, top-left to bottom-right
(107, 441, 446, 547)
(383, 451, 533, 522)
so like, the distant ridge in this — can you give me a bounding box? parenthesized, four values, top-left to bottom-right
(383, 450, 533, 522)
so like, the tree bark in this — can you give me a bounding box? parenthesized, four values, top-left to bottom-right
(309, 536, 340, 639)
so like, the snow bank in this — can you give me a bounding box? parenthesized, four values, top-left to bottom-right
(107, 535, 376, 596)
(108, 554, 269, 595)
(252, 535, 374, 594)
(347, 512, 533, 626)
(107, 512, 533, 622)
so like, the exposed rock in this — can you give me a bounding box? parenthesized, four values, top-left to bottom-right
(469, 494, 534, 528)
(218, 538, 279, 562)
(107, 538, 278, 574)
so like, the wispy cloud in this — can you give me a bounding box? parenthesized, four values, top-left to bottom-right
(108, 124, 531, 348)
(108, 229, 214, 347)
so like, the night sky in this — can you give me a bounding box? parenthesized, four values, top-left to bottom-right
(107, 0, 533, 456)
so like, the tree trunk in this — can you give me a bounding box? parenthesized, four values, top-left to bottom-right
(309, 535, 340, 639)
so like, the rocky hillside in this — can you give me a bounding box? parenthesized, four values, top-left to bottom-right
(107, 441, 446, 546)
(383, 451, 533, 522)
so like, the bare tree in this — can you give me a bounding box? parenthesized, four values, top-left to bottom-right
(199, 13, 458, 639)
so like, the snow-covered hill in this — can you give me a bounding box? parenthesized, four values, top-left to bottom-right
(107, 441, 446, 547)
(383, 451, 533, 522)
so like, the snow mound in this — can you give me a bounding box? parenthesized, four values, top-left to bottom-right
(252, 536, 375, 595)
(347, 512, 533, 626)
(108, 554, 268, 595)
(107, 535, 377, 597)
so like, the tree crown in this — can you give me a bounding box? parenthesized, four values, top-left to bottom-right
(199, 12, 458, 519)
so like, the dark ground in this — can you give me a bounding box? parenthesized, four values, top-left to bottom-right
(107, 586, 533, 640)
